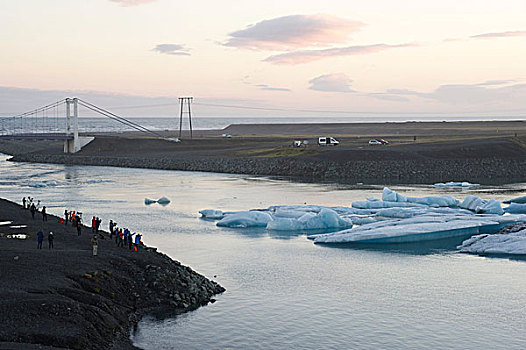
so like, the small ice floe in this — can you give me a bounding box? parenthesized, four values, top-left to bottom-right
(458, 229, 526, 255)
(165, 137, 181, 142)
(29, 182, 47, 188)
(216, 211, 273, 228)
(503, 195, 526, 204)
(506, 203, 526, 214)
(199, 209, 225, 219)
(267, 208, 353, 231)
(144, 197, 171, 206)
(434, 182, 480, 187)
(157, 197, 171, 205)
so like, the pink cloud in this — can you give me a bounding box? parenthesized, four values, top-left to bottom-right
(224, 14, 364, 50)
(264, 43, 415, 65)
(308, 73, 355, 93)
(471, 30, 526, 39)
(109, 0, 156, 6)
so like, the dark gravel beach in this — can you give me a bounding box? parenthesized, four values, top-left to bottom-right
(0, 198, 224, 349)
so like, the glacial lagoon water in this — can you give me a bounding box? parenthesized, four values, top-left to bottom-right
(1, 154, 525, 349)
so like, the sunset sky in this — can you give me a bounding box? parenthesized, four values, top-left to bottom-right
(1, 0, 525, 117)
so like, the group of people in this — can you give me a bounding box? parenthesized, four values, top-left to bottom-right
(27, 197, 145, 255)
(109, 219, 143, 252)
(36, 230, 53, 249)
(22, 196, 46, 221)
(63, 209, 83, 236)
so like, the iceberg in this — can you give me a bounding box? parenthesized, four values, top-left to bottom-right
(460, 195, 503, 215)
(503, 195, 526, 204)
(267, 208, 353, 231)
(458, 229, 526, 255)
(199, 209, 225, 219)
(352, 200, 421, 209)
(216, 211, 274, 228)
(382, 187, 459, 207)
(476, 199, 504, 215)
(434, 182, 480, 187)
(506, 203, 526, 214)
(309, 214, 520, 244)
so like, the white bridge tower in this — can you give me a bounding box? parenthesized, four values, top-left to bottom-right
(64, 97, 94, 153)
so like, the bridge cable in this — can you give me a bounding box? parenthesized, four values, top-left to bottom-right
(77, 99, 165, 138)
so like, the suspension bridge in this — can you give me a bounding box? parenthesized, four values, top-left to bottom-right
(0, 98, 174, 153)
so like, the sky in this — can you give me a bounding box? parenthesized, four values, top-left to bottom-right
(1, 0, 525, 117)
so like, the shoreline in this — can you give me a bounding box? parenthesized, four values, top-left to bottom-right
(0, 198, 224, 349)
(7, 152, 526, 185)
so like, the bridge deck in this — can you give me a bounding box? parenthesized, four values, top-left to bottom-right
(0, 133, 74, 140)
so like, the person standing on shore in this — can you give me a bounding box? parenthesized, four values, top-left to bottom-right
(30, 204, 36, 219)
(22, 197, 26, 209)
(91, 216, 96, 233)
(117, 229, 124, 247)
(95, 217, 101, 234)
(37, 230, 43, 249)
(91, 234, 98, 256)
(134, 233, 142, 252)
(42, 206, 47, 221)
(64, 210, 68, 225)
(77, 220, 82, 236)
(109, 220, 114, 239)
(48, 231, 54, 249)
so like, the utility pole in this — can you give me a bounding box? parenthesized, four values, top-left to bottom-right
(178, 97, 193, 139)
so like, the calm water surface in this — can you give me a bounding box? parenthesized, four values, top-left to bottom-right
(0, 154, 525, 350)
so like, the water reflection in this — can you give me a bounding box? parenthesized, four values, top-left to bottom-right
(316, 235, 472, 256)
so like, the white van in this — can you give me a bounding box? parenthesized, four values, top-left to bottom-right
(318, 137, 340, 146)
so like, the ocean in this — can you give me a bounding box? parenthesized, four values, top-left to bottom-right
(0, 154, 525, 349)
(2, 114, 526, 136)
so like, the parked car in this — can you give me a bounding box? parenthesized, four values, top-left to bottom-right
(318, 137, 340, 146)
(369, 139, 389, 145)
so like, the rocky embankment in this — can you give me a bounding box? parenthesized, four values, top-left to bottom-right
(0, 198, 224, 349)
(9, 152, 526, 185)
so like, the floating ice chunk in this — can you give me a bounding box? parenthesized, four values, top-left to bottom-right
(29, 182, 47, 188)
(272, 208, 310, 219)
(506, 203, 526, 214)
(458, 229, 526, 255)
(349, 216, 378, 225)
(157, 197, 171, 205)
(434, 182, 480, 187)
(199, 209, 225, 219)
(503, 195, 526, 204)
(144, 198, 157, 205)
(407, 196, 459, 207)
(217, 211, 274, 228)
(475, 199, 504, 215)
(352, 200, 421, 209)
(382, 187, 408, 202)
(382, 187, 459, 207)
(459, 196, 502, 214)
(267, 208, 352, 231)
